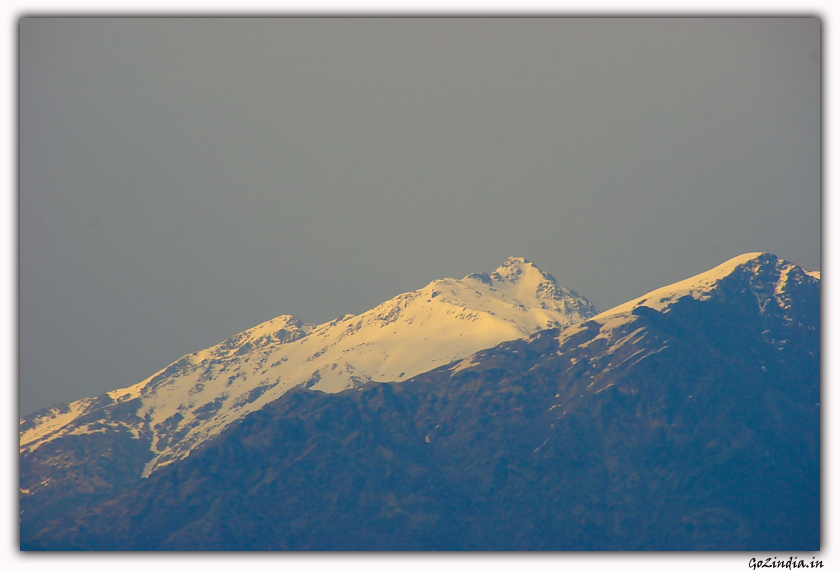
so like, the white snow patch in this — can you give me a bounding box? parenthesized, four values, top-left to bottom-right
(622, 345, 668, 367)
(533, 437, 551, 453)
(141, 456, 160, 479)
(66, 424, 109, 437)
(603, 327, 646, 356)
(450, 355, 480, 374)
(20, 399, 94, 450)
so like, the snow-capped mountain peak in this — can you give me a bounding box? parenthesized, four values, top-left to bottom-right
(490, 256, 534, 282)
(596, 252, 818, 320)
(488, 257, 558, 297)
(546, 253, 819, 367)
(20, 257, 598, 477)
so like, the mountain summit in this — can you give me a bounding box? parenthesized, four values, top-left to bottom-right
(20, 257, 597, 480)
(597, 252, 808, 318)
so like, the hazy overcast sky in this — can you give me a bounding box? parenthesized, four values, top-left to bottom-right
(19, 17, 820, 415)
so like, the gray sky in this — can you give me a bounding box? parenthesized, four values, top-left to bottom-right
(19, 17, 820, 416)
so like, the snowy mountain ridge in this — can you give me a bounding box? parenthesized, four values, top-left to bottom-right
(20, 252, 821, 550)
(20, 257, 597, 476)
(593, 252, 819, 321)
(546, 252, 820, 378)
